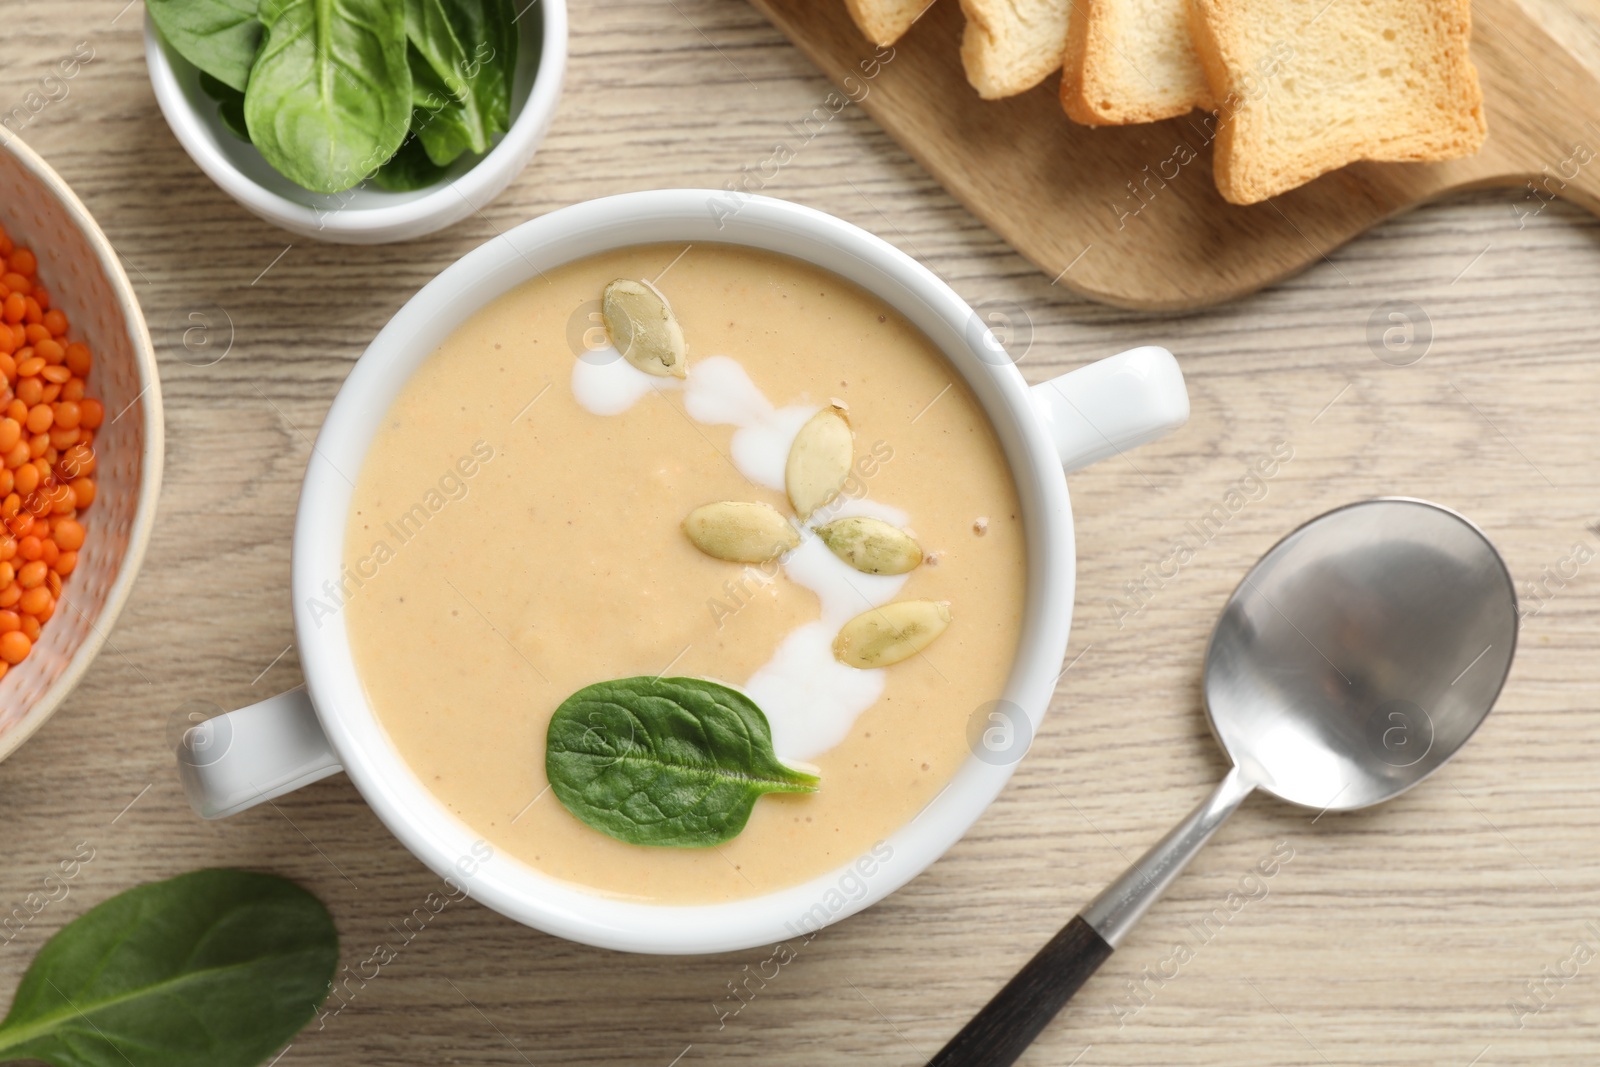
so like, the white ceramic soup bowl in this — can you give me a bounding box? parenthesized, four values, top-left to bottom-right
(144, 0, 567, 244)
(175, 190, 1188, 954)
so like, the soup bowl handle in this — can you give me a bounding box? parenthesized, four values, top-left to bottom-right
(175, 689, 342, 819)
(1030, 346, 1188, 473)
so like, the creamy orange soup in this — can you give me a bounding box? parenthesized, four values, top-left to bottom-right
(343, 243, 1024, 904)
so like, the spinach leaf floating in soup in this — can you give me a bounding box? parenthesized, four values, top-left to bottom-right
(0, 870, 337, 1067)
(546, 677, 820, 848)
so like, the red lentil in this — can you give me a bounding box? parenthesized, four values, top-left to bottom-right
(0, 222, 100, 678)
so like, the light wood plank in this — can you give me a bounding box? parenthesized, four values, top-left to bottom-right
(0, 1, 1594, 1064)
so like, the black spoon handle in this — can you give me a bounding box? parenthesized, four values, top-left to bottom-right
(931, 773, 1254, 1065)
(926, 915, 1111, 1067)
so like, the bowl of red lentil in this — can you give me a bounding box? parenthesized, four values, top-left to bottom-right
(0, 130, 162, 760)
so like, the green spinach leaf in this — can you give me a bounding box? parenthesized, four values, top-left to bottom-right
(244, 0, 413, 194)
(199, 71, 251, 142)
(546, 676, 819, 848)
(371, 133, 452, 191)
(404, 0, 518, 166)
(148, 0, 262, 92)
(0, 869, 337, 1067)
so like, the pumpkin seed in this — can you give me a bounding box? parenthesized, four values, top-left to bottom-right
(683, 501, 800, 563)
(815, 516, 923, 575)
(785, 405, 852, 519)
(602, 278, 687, 378)
(833, 600, 952, 668)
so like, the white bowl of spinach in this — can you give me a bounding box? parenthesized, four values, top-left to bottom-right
(145, 0, 566, 243)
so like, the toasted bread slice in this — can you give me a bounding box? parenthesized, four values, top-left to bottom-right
(1062, 0, 1214, 124)
(1188, 0, 1486, 204)
(845, 0, 937, 46)
(960, 0, 1073, 99)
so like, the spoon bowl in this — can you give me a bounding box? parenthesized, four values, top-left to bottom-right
(1206, 498, 1518, 811)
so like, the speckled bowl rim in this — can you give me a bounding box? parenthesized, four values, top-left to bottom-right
(0, 130, 164, 764)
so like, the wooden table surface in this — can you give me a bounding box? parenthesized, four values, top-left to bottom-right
(2, 1, 1599, 1064)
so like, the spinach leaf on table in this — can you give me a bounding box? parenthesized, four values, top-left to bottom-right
(0, 869, 337, 1067)
(405, 0, 518, 166)
(147, 0, 262, 92)
(244, 0, 413, 194)
(546, 676, 819, 848)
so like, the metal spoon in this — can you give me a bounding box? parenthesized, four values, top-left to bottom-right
(929, 498, 1518, 1067)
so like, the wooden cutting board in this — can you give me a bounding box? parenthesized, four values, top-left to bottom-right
(748, 0, 1600, 309)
